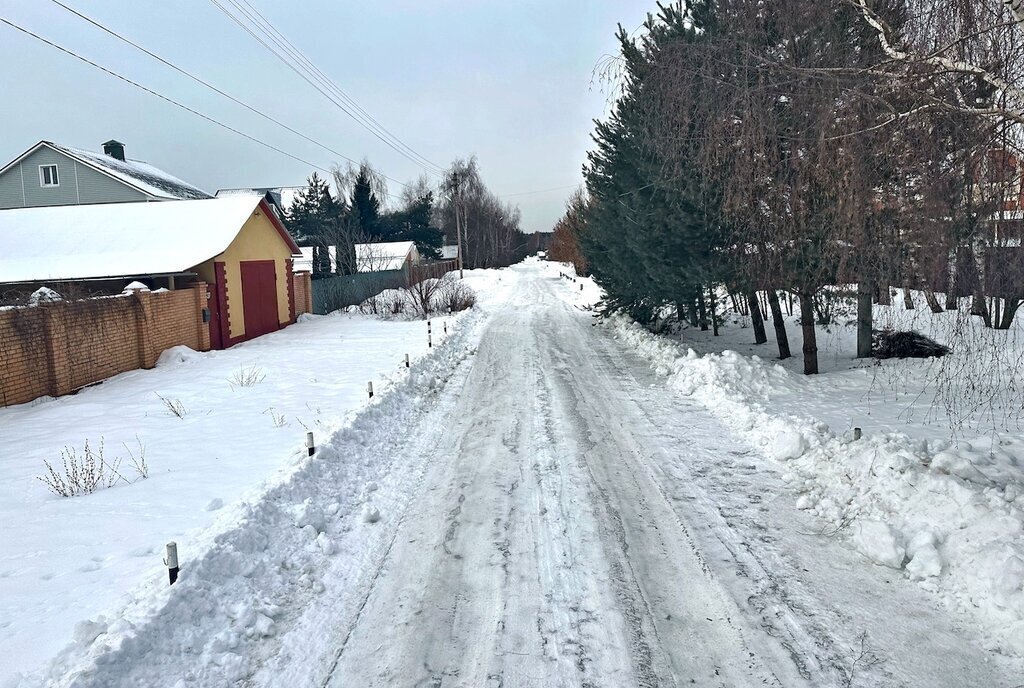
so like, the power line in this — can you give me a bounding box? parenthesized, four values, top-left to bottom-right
(0, 14, 338, 177)
(231, 0, 445, 175)
(47, 0, 412, 192)
(209, 0, 446, 176)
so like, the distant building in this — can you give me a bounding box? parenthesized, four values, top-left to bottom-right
(356, 241, 421, 273)
(0, 140, 211, 209)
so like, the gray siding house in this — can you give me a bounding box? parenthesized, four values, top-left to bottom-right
(0, 140, 212, 210)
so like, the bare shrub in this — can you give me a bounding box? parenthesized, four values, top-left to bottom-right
(359, 289, 408, 317)
(37, 438, 149, 497)
(405, 278, 442, 317)
(156, 393, 188, 418)
(124, 436, 148, 479)
(38, 439, 108, 497)
(435, 276, 476, 313)
(229, 365, 266, 389)
(264, 407, 289, 428)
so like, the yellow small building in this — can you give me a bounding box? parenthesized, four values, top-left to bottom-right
(0, 194, 303, 348)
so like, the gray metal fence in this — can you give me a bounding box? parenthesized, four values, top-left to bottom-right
(310, 260, 459, 315)
(311, 271, 405, 315)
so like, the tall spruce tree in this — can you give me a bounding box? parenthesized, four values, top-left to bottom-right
(583, 2, 722, 326)
(286, 172, 339, 277)
(350, 168, 382, 239)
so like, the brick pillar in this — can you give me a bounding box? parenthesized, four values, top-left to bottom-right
(285, 259, 296, 323)
(42, 303, 72, 397)
(134, 289, 156, 368)
(189, 281, 211, 351)
(302, 271, 313, 314)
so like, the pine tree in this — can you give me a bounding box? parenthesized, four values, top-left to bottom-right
(286, 172, 340, 277)
(349, 168, 382, 239)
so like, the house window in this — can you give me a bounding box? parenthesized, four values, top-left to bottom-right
(39, 165, 59, 187)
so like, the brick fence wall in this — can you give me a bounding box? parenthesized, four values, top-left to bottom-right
(293, 271, 312, 316)
(0, 283, 210, 408)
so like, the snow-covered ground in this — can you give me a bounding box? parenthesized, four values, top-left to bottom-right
(5, 259, 1023, 686)
(602, 281, 1024, 659)
(0, 268, 513, 685)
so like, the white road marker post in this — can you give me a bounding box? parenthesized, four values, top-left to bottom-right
(367, 381, 374, 398)
(428, 320, 433, 348)
(164, 542, 179, 585)
(305, 431, 315, 457)
(405, 353, 410, 368)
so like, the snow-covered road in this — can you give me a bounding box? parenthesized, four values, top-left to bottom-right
(45, 261, 1021, 687)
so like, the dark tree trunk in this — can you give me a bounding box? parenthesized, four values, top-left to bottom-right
(971, 292, 991, 327)
(924, 289, 944, 313)
(997, 298, 1021, 329)
(903, 287, 914, 310)
(798, 291, 819, 375)
(697, 291, 709, 331)
(746, 289, 767, 344)
(857, 282, 873, 359)
(877, 283, 892, 306)
(709, 285, 719, 336)
(767, 289, 791, 360)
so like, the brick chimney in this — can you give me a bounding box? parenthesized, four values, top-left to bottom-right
(102, 140, 125, 161)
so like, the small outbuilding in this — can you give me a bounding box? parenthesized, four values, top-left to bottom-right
(0, 195, 303, 348)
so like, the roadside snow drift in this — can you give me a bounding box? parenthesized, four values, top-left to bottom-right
(607, 311, 1024, 657)
(0, 267, 517, 686)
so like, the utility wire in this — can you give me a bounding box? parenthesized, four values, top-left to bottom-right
(47, 0, 412, 192)
(0, 15, 337, 177)
(209, 0, 445, 176)
(230, 0, 444, 174)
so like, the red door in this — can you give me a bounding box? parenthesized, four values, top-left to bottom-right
(239, 260, 279, 340)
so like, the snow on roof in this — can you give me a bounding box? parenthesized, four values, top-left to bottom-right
(49, 142, 212, 200)
(277, 186, 306, 210)
(293, 245, 337, 273)
(216, 186, 307, 212)
(0, 196, 295, 284)
(356, 241, 417, 272)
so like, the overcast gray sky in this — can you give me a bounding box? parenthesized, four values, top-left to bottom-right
(0, 1, 656, 232)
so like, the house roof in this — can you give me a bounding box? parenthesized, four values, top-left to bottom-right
(0, 196, 299, 284)
(216, 185, 307, 213)
(356, 241, 417, 272)
(0, 141, 212, 201)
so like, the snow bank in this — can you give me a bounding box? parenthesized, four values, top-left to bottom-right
(29, 310, 487, 687)
(0, 267, 515, 685)
(608, 312, 1024, 656)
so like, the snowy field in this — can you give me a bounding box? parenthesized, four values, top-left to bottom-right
(0, 268, 515, 685)
(600, 278, 1024, 659)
